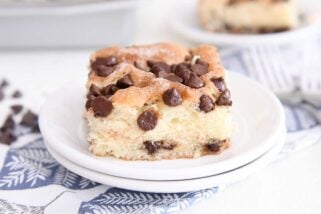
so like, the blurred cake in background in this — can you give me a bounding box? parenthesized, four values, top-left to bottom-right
(199, 0, 299, 34)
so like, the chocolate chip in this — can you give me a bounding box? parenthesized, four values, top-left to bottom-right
(206, 139, 221, 152)
(184, 73, 204, 88)
(143, 141, 162, 154)
(91, 57, 105, 69)
(0, 80, 7, 101)
(162, 88, 183, 106)
(137, 110, 158, 131)
(101, 84, 118, 96)
(146, 60, 154, 67)
(0, 79, 9, 88)
(31, 124, 40, 133)
(165, 74, 183, 83)
(154, 69, 183, 83)
(148, 61, 170, 73)
(116, 75, 133, 89)
(199, 95, 215, 113)
(91, 96, 113, 117)
(89, 84, 101, 97)
(20, 110, 40, 134)
(0, 130, 16, 145)
(191, 64, 209, 76)
(171, 64, 177, 73)
(105, 56, 118, 66)
(211, 77, 226, 92)
(216, 89, 232, 106)
(227, 0, 237, 5)
(91, 56, 118, 69)
(0, 90, 4, 101)
(174, 63, 191, 81)
(196, 59, 209, 68)
(87, 94, 96, 100)
(86, 93, 97, 110)
(20, 110, 38, 127)
(85, 99, 92, 110)
(12, 90, 22, 98)
(146, 61, 164, 68)
(1, 115, 15, 132)
(150, 65, 167, 75)
(10, 105, 23, 114)
(143, 140, 175, 154)
(95, 65, 113, 77)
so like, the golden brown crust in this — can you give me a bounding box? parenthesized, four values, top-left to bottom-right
(87, 43, 225, 108)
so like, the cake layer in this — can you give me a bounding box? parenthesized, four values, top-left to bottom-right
(87, 104, 231, 160)
(85, 43, 232, 160)
(199, 0, 298, 33)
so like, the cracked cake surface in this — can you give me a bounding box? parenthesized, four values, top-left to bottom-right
(85, 43, 232, 160)
(198, 0, 298, 34)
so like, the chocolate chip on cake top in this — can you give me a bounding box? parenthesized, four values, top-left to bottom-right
(162, 88, 183, 107)
(199, 95, 215, 113)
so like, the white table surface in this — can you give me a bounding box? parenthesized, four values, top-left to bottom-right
(0, 0, 321, 213)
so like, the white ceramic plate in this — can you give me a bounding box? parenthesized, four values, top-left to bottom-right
(45, 130, 285, 193)
(39, 72, 285, 180)
(169, 0, 321, 47)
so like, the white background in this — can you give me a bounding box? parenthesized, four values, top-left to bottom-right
(0, 0, 320, 213)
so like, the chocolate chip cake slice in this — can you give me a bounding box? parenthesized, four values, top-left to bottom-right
(85, 43, 232, 160)
(199, 0, 298, 34)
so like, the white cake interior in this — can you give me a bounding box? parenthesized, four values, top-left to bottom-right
(87, 103, 231, 160)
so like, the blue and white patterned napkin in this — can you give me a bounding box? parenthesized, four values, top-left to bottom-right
(0, 39, 320, 214)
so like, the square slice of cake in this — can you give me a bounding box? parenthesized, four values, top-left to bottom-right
(85, 43, 232, 160)
(199, 0, 298, 34)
